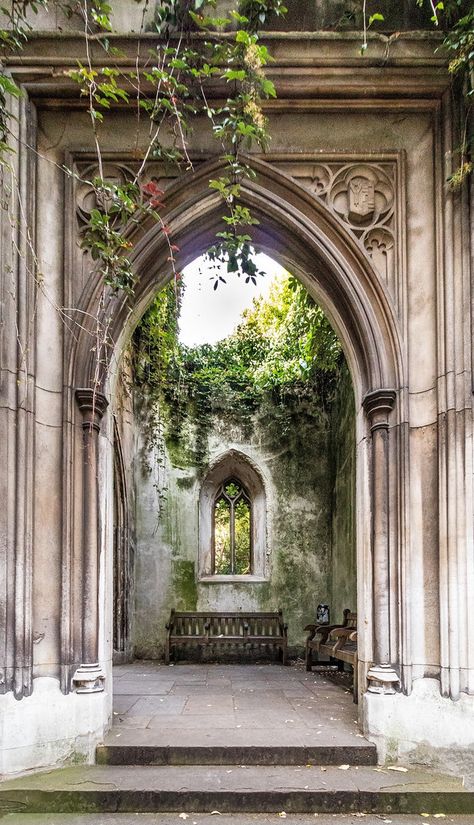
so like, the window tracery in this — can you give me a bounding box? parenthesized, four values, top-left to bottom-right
(213, 479, 252, 575)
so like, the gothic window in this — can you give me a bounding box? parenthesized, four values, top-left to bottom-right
(199, 450, 267, 581)
(213, 479, 252, 575)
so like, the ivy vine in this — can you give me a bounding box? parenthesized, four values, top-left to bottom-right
(132, 273, 343, 468)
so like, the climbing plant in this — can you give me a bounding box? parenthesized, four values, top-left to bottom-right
(133, 272, 343, 467)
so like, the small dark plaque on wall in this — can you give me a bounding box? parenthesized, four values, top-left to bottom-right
(316, 604, 330, 625)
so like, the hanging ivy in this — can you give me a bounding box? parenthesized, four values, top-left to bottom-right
(132, 272, 343, 467)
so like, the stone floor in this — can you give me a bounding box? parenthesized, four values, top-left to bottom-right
(109, 661, 362, 749)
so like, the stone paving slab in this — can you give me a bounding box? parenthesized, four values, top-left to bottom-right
(108, 663, 361, 751)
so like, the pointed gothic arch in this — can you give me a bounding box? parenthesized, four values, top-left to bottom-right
(63, 155, 408, 704)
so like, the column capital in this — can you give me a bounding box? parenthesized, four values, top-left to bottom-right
(363, 388, 396, 430)
(75, 388, 109, 430)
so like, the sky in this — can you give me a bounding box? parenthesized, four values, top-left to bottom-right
(178, 252, 286, 346)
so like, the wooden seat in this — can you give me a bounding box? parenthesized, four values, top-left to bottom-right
(165, 610, 288, 665)
(304, 609, 358, 702)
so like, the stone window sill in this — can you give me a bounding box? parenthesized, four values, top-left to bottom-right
(199, 575, 268, 584)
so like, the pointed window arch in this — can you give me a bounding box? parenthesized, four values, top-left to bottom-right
(213, 478, 252, 575)
(199, 451, 268, 581)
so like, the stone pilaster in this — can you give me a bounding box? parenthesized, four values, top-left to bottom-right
(72, 388, 108, 694)
(363, 389, 400, 695)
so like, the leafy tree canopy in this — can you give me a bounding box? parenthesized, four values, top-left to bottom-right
(133, 270, 343, 428)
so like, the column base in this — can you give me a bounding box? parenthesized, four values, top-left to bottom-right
(367, 663, 399, 694)
(72, 663, 105, 694)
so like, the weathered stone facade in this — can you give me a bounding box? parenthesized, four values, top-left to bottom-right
(1, 1, 474, 778)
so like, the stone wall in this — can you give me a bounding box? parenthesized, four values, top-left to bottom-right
(133, 388, 343, 657)
(131, 359, 357, 659)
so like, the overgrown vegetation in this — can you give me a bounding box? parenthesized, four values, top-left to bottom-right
(133, 271, 342, 467)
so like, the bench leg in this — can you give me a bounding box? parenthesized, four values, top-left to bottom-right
(337, 658, 344, 673)
(353, 663, 358, 704)
(306, 644, 312, 672)
(165, 641, 170, 665)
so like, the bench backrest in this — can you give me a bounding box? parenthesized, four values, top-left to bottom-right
(168, 611, 285, 637)
(343, 609, 357, 628)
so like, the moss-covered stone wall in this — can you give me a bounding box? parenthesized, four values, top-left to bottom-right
(133, 390, 337, 658)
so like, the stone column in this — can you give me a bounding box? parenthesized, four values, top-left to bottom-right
(72, 388, 108, 694)
(363, 388, 399, 695)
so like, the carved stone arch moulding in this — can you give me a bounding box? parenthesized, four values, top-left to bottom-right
(68, 150, 404, 398)
(70, 151, 405, 326)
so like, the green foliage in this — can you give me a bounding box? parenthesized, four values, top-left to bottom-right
(63, 0, 289, 291)
(133, 271, 342, 467)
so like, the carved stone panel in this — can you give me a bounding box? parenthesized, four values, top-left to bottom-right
(271, 156, 403, 317)
(75, 160, 181, 231)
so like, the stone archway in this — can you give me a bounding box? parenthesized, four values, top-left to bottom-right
(63, 155, 407, 708)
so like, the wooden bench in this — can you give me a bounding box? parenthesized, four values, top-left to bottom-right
(304, 609, 358, 702)
(165, 610, 288, 665)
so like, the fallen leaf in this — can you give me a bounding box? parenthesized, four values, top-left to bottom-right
(387, 766, 408, 772)
(338, 764, 350, 770)
(278, 813, 287, 819)
(178, 815, 189, 821)
(210, 812, 222, 817)
(434, 816, 446, 819)
(420, 815, 430, 818)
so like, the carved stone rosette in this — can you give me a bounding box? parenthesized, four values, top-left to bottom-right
(363, 388, 400, 695)
(72, 388, 109, 694)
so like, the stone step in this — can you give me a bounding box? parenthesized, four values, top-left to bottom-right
(5, 816, 474, 825)
(0, 764, 473, 815)
(96, 742, 377, 766)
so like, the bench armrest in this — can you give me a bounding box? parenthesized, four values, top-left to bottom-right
(304, 624, 317, 640)
(307, 623, 345, 643)
(328, 627, 354, 641)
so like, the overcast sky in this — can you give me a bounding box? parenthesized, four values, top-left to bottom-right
(179, 253, 286, 346)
